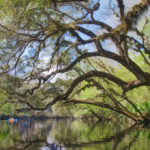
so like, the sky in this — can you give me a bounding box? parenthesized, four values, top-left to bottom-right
(1, 0, 149, 81)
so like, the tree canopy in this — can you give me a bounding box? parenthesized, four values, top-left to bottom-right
(0, 0, 150, 123)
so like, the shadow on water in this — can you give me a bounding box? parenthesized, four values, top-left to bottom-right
(0, 119, 150, 150)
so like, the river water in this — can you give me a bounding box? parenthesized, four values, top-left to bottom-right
(0, 119, 149, 150)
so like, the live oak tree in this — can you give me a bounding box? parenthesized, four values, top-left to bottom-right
(0, 0, 150, 123)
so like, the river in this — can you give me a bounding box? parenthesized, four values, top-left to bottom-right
(0, 119, 149, 150)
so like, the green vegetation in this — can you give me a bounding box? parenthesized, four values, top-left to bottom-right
(0, 0, 150, 124)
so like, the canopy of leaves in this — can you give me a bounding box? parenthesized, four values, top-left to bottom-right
(0, 0, 150, 123)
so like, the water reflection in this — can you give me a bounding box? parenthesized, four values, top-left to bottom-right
(0, 119, 149, 150)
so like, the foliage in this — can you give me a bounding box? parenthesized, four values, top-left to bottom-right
(0, 88, 12, 115)
(0, 0, 150, 123)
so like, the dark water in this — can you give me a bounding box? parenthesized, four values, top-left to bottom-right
(0, 119, 150, 150)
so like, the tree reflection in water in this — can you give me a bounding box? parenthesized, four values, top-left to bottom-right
(0, 119, 149, 150)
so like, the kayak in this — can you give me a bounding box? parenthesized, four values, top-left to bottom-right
(8, 118, 18, 123)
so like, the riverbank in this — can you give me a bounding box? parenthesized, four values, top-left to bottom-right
(0, 115, 75, 121)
